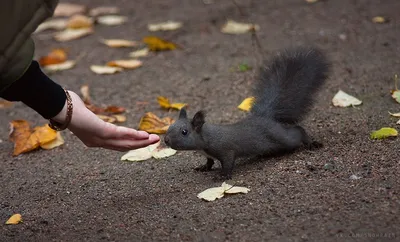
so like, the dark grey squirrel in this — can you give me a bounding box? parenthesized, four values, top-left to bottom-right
(164, 46, 330, 179)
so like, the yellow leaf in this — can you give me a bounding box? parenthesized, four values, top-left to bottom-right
(121, 142, 160, 162)
(370, 127, 398, 140)
(143, 36, 177, 51)
(238, 97, 255, 111)
(43, 60, 76, 72)
(148, 21, 183, 31)
(97, 15, 127, 26)
(129, 48, 149, 58)
(54, 3, 86, 17)
(221, 20, 260, 34)
(34, 19, 68, 33)
(157, 96, 187, 110)
(41, 132, 65, 150)
(5, 214, 22, 225)
(332, 90, 362, 107)
(33, 125, 58, 145)
(80, 84, 91, 104)
(54, 28, 93, 42)
(197, 182, 250, 202)
(151, 146, 177, 159)
(112, 114, 127, 123)
(106, 59, 143, 69)
(138, 112, 174, 134)
(100, 39, 138, 48)
(67, 14, 93, 29)
(97, 115, 117, 123)
(305, 0, 318, 3)
(372, 16, 387, 24)
(90, 65, 123, 74)
(89, 6, 119, 17)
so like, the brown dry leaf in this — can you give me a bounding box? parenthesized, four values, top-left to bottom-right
(41, 132, 65, 150)
(54, 28, 93, 42)
(43, 60, 76, 72)
(97, 114, 117, 123)
(129, 48, 149, 58)
(138, 112, 174, 134)
(101, 39, 138, 48)
(157, 96, 187, 110)
(67, 14, 93, 29)
(97, 15, 127, 26)
(104, 106, 126, 114)
(0, 100, 13, 109)
(9, 121, 58, 156)
(112, 114, 127, 123)
(39, 48, 68, 66)
(86, 104, 105, 114)
(90, 65, 123, 74)
(89, 6, 120, 17)
(143, 36, 177, 51)
(34, 19, 68, 33)
(5, 214, 22, 225)
(54, 3, 86, 17)
(106, 60, 143, 69)
(148, 21, 183, 31)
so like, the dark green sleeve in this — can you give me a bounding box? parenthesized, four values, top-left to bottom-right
(0, 0, 59, 94)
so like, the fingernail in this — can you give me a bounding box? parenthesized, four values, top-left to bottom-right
(137, 130, 149, 138)
(149, 134, 160, 142)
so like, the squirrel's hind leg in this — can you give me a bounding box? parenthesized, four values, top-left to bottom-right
(292, 126, 323, 150)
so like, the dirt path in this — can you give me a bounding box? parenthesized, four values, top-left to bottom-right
(1, 0, 399, 241)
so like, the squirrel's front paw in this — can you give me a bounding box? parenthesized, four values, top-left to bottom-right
(194, 164, 212, 172)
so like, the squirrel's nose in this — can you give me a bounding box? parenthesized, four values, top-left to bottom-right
(164, 136, 170, 145)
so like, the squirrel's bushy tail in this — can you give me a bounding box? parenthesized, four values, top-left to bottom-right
(250, 47, 330, 124)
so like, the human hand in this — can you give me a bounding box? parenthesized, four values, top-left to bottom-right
(52, 91, 160, 151)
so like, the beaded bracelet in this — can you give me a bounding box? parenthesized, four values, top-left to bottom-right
(49, 89, 73, 131)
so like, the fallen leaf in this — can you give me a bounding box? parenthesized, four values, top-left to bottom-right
(97, 15, 127, 26)
(101, 39, 138, 48)
(197, 182, 250, 201)
(112, 114, 127, 123)
(370, 127, 398, 140)
(372, 16, 387, 24)
(5, 214, 22, 225)
(54, 28, 93, 42)
(80, 85, 91, 104)
(34, 19, 68, 33)
(238, 97, 255, 111)
(121, 142, 176, 161)
(39, 48, 68, 66)
(152, 146, 177, 159)
(41, 132, 65, 150)
(349, 174, 362, 180)
(90, 65, 123, 74)
(0, 100, 13, 108)
(104, 106, 126, 114)
(148, 21, 183, 31)
(67, 14, 93, 29)
(391, 90, 400, 104)
(157, 96, 187, 110)
(86, 104, 106, 114)
(97, 114, 117, 123)
(305, 0, 318, 3)
(397, 120, 400, 125)
(107, 59, 143, 69)
(332, 90, 362, 107)
(138, 112, 174, 134)
(54, 3, 86, 17)
(9, 121, 58, 156)
(43, 60, 76, 72)
(389, 112, 400, 117)
(129, 48, 149, 58)
(89, 6, 119, 17)
(143, 36, 177, 51)
(221, 20, 260, 34)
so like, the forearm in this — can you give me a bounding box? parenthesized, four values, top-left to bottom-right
(0, 60, 66, 119)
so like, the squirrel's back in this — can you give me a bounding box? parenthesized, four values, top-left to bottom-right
(250, 47, 330, 124)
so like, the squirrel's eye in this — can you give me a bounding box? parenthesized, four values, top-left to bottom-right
(181, 129, 188, 135)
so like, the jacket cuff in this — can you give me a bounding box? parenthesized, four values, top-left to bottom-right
(0, 60, 66, 119)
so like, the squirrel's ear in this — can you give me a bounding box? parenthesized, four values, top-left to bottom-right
(191, 111, 206, 132)
(178, 108, 187, 119)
